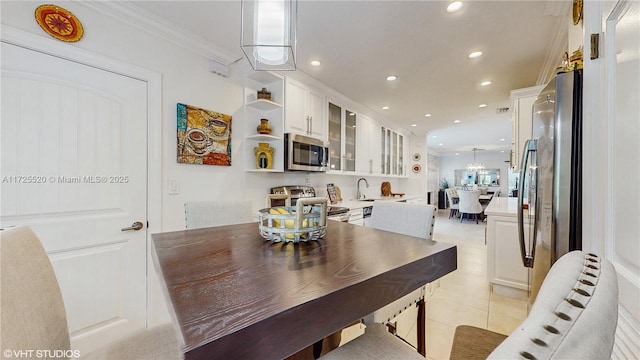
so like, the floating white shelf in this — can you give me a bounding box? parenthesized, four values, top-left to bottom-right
(246, 99, 282, 111)
(246, 134, 282, 141)
(245, 168, 283, 173)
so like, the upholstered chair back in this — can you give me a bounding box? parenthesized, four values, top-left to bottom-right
(369, 201, 435, 240)
(458, 190, 483, 214)
(364, 201, 436, 322)
(1, 226, 71, 354)
(184, 200, 253, 229)
(488, 251, 618, 359)
(444, 188, 457, 207)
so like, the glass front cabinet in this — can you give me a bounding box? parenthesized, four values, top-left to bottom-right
(381, 126, 404, 176)
(327, 101, 357, 173)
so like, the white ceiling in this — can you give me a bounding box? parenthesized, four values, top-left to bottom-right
(124, 0, 570, 154)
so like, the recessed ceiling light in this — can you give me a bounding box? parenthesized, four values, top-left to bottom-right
(468, 51, 483, 59)
(438, 143, 443, 146)
(386, 75, 398, 81)
(382, 106, 389, 110)
(500, 150, 505, 153)
(411, 124, 417, 127)
(479, 103, 488, 108)
(481, 80, 492, 86)
(446, 1, 463, 13)
(310, 60, 321, 67)
(455, 153, 459, 156)
(453, 120, 461, 123)
(500, 138, 506, 141)
(424, 113, 432, 117)
(432, 135, 437, 138)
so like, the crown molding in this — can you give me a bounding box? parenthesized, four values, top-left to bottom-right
(537, 14, 570, 86)
(76, 1, 240, 65)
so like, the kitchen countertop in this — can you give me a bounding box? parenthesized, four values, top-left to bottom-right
(333, 195, 423, 210)
(484, 196, 520, 217)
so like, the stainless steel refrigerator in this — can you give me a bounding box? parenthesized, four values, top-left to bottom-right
(517, 70, 583, 306)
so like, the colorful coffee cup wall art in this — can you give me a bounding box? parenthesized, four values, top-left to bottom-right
(177, 103, 232, 166)
(35, 4, 84, 42)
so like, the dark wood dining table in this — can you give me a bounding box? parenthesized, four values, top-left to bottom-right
(152, 220, 457, 360)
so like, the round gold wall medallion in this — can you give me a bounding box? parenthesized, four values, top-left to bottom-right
(35, 4, 84, 42)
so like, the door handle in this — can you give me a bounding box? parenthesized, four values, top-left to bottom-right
(518, 139, 536, 268)
(121, 221, 144, 231)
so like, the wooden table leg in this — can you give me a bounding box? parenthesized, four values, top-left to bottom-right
(417, 298, 426, 357)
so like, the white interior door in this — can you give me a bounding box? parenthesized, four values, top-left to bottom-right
(1, 42, 148, 352)
(604, 1, 640, 358)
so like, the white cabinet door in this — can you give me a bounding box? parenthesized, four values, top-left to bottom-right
(285, 78, 326, 140)
(510, 85, 544, 171)
(307, 87, 326, 140)
(486, 215, 529, 292)
(284, 78, 308, 135)
(369, 119, 382, 175)
(356, 115, 371, 173)
(348, 208, 363, 226)
(1, 42, 148, 352)
(356, 115, 382, 174)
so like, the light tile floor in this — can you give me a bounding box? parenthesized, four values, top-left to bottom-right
(392, 209, 529, 360)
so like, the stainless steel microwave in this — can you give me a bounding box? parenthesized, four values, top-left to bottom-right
(284, 133, 328, 172)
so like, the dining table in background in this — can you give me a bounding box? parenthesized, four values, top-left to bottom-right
(452, 193, 494, 205)
(480, 194, 494, 206)
(152, 221, 457, 360)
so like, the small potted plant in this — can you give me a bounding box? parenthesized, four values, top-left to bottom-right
(440, 178, 449, 190)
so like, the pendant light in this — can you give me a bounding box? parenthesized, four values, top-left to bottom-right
(466, 148, 485, 170)
(241, 0, 297, 71)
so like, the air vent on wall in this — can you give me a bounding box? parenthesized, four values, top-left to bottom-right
(496, 107, 509, 114)
(209, 59, 230, 77)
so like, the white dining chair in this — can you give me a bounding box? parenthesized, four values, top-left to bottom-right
(0, 226, 183, 360)
(458, 190, 484, 223)
(184, 199, 253, 229)
(445, 188, 459, 219)
(320, 201, 437, 359)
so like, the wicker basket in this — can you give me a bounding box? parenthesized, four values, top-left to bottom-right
(258, 197, 327, 243)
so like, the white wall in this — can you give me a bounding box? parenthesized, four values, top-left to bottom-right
(438, 151, 511, 196)
(583, 1, 640, 357)
(0, 1, 419, 233)
(1, 1, 420, 328)
(402, 134, 427, 200)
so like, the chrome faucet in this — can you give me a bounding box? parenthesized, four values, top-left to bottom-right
(357, 178, 369, 200)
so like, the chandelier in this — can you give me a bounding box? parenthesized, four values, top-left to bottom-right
(241, 0, 297, 71)
(466, 148, 485, 170)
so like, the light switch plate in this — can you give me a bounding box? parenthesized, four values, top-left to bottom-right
(169, 180, 180, 195)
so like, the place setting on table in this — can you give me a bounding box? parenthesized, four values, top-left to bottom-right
(151, 198, 457, 360)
